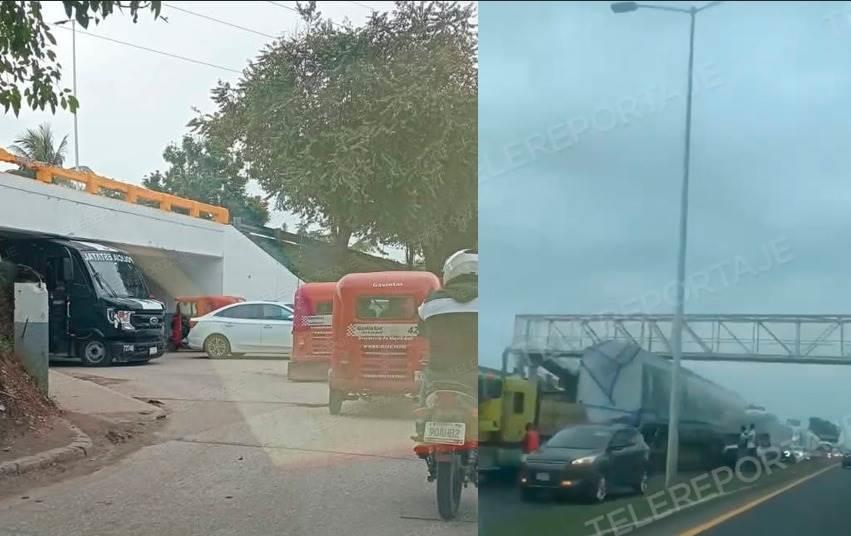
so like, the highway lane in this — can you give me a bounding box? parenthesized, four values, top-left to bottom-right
(480, 460, 846, 536)
(697, 463, 850, 535)
(0, 354, 476, 536)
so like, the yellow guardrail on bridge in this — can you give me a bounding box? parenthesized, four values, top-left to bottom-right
(0, 148, 229, 224)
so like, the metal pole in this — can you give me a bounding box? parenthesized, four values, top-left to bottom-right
(72, 20, 80, 168)
(665, 5, 697, 489)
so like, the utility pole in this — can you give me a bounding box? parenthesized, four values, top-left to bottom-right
(72, 20, 80, 169)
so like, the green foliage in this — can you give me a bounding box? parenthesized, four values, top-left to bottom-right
(193, 1, 477, 270)
(143, 135, 269, 226)
(7, 122, 89, 190)
(0, 1, 162, 115)
(8, 122, 68, 164)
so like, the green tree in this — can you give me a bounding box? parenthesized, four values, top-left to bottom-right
(193, 1, 477, 271)
(1, 1, 162, 115)
(357, 1, 477, 271)
(9, 122, 68, 164)
(143, 135, 269, 226)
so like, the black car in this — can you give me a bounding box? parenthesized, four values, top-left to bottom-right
(842, 450, 851, 469)
(519, 423, 650, 503)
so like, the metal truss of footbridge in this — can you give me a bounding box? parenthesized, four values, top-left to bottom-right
(511, 314, 851, 365)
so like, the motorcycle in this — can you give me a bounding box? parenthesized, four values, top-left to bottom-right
(413, 379, 478, 520)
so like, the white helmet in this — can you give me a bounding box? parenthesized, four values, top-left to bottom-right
(442, 248, 478, 285)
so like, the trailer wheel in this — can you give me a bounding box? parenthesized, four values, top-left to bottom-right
(79, 339, 112, 367)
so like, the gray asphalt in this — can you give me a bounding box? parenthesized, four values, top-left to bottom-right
(701, 464, 851, 535)
(0, 353, 476, 536)
(479, 463, 851, 536)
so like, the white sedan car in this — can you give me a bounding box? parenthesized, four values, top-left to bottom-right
(186, 301, 294, 359)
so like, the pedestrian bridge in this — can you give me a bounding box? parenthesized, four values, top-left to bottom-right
(0, 150, 300, 305)
(513, 314, 851, 365)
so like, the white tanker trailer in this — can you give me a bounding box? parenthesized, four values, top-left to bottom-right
(520, 340, 793, 470)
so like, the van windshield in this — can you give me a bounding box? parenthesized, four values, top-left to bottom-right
(84, 255, 148, 299)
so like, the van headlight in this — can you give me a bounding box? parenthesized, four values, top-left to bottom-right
(107, 309, 135, 331)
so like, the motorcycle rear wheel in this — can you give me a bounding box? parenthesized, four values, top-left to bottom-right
(436, 457, 463, 520)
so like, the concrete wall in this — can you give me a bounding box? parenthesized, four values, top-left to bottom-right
(0, 172, 224, 256)
(222, 227, 300, 303)
(0, 172, 300, 307)
(13, 283, 48, 394)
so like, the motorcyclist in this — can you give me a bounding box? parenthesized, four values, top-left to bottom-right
(414, 249, 478, 437)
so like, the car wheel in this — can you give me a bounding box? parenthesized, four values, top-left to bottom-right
(204, 334, 231, 359)
(589, 475, 607, 503)
(635, 469, 648, 495)
(79, 339, 112, 367)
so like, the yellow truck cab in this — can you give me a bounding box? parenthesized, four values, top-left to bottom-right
(478, 350, 586, 474)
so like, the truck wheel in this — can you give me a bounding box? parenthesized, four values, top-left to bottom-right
(79, 339, 112, 367)
(204, 334, 231, 359)
(329, 389, 344, 415)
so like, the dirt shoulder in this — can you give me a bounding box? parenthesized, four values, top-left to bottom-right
(0, 409, 167, 499)
(0, 415, 77, 465)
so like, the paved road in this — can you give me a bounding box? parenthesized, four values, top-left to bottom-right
(699, 464, 850, 535)
(480, 462, 850, 536)
(0, 353, 476, 536)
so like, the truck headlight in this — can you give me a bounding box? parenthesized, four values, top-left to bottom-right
(571, 455, 598, 465)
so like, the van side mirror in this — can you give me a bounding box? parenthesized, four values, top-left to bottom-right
(61, 257, 74, 281)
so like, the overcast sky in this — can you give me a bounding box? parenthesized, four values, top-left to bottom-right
(479, 1, 851, 424)
(0, 1, 380, 231)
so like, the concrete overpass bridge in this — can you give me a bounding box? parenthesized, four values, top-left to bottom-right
(0, 150, 300, 305)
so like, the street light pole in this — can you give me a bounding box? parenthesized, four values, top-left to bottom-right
(610, 1, 721, 488)
(666, 4, 697, 490)
(72, 20, 79, 169)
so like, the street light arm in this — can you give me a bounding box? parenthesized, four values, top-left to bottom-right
(632, 3, 692, 13)
(696, 1, 723, 13)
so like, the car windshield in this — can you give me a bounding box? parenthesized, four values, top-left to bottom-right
(546, 426, 612, 450)
(85, 256, 148, 299)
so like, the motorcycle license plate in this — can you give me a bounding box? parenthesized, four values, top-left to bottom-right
(423, 422, 466, 446)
